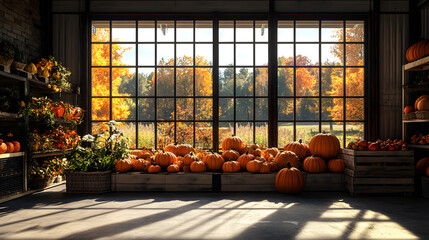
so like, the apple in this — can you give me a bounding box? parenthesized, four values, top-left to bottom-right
(368, 143, 379, 151)
(404, 105, 414, 114)
(387, 144, 396, 151)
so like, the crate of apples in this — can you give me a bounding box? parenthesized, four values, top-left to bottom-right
(347, 139, 407, 151)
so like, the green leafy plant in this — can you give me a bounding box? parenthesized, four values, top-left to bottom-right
(30, 157, 67, 179)
(66, 121, 131, 172)
(48, 56, 72, 91)
(0, 41, 15, 61)
(14, 48, 27, 63)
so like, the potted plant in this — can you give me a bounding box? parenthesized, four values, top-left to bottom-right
(65, 121, 131, 193)
(29, 157, 67, 189)
(0, 40, 15, 67)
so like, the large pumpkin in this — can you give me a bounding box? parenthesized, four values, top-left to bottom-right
(165, 143, 178, 155)
(222, 136, 245, 153)
(416, 157, 429, 171)
(115, 159, 133, 173)
(132, 159, 151, 172)
(246, 160, 262, 173)
(155, 151, 177, 168)
(274, 151, 299, 169)
(202, 151, 225, 171)
(0, 140, 7, 154)
(303, 156, 327, 173)
(183, 152, 198, 166)
(190, 159, 206, 173)
(309, 133, 340, 159)
(406, 40, 429, 62)
(263, 147, 279, 159)
(222, 149, 240, 161)
(328, 159, 345, 173)
(415, 95, 429, 110)
(275, 162, 304, 194)
(284, 139, 309, 160)
(267, 161, 279, 172)
(237, 152, 255, 170)
(176, 144, 194, 157)
(222, 160, 240, 173)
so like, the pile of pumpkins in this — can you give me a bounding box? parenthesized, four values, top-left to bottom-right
(114, 133, 346, 194)
(404, 95, 429, 114)
(0, 135, 21, 154)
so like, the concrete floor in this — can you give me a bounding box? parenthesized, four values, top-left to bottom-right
(0, 185, 428, 240)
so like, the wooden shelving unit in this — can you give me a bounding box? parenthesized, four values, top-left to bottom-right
(31, 149, 71, 159)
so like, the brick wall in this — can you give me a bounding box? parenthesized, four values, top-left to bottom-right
(0, 0, 45, 61)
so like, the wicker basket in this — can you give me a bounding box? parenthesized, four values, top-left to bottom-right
(66, 171, 111, 193)
(11, 61, 26, 70)
(416, 111, 429, 120)
(403, 112, 416, 120)
(29, 176, 55, 190)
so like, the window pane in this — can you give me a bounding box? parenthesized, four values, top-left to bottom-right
(219, 21, 234, 42)
(176, 44, 193, 66)
(219, 44, 234, 66)
(346, 98, 364, 121)
(157, 21, 174, 42)
(219, 68, 234, 96)
(278, 98, 294, 121)
(196, 99, 212, 120)
(176, 98, 193, 121)
(196, 44, 212, 66)
(92, 98, 110, 121)
(296, 21, 319, 42)
(346, 68, 364, 96)
(219, 98, 233, 121)
(322, 44, 343, 66)
(92, 68, 110, 96)
(157, 98, 174, 120)
(255, 67, 268, 96)
(236, 68, 253, 96)
(92, 44, 109, 66)
(278, 44, 294, 66)
(112, 21, 136, 42)
(196, 68, 213, 96)
(346, 122, 364, 143)
(157, 68, 174, 96)
(236, 44, 253, 66)
(92, 122, 109, 134)
(346, 21, 364, 42)
(112, 68, 135, 96)
(196, 21, 213, 42)
(92, 21, 110, 42)
(278, 68, 294, 96)
(157, 44, 174, 66)
(177, 122, 193, 145)
(177, 21, 193, 42)
(157, 122, 175, 147)
(296, 122, 319, 144)
(278, 21, 293, 42)
(236, 122, 253, 144)
(112, 44, 135, 66)
(322, 98, 343, 121)
(219, 122, 234, 148)
(255, 21, 268, 42)
(296, 68, 319, 96)
(138, 68, 155, 96)
(278, 122, 293, 147)
(236, 98, 253, 121)
(322, 68, 343, 96)
(297, 98, 319, 120)
(255, 44, 268, 66)
(113, 98, 135, 120)
(322, 21, 343, 42)
(138, 21, 155, 42)
(138, 98, 155, 121)
(196, 122, 213, 149)
(322, 122, 344, 147)
(256, 98, 268, 121)
(236, 21, 253, 42)
(116, 122, 136, 148)
(138, 44, 155, 66)
(138, 122, 155, 148)
(256, 122, 268, 148)
(176, 67, 193, 96)
(296, 44, 319, 66)
(346, 44, 364, 66)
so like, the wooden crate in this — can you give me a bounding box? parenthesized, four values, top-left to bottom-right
(340, 149, 415, 195)
(304, 173, 345, 191)
(422, 176, 429, 198)
(111, 172, 212, 192)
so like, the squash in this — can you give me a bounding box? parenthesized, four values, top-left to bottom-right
(303, 155, 327, 173)
(284, 139, 309, 160)
(202, 150, 224, 171)
(155, 151, 177, 168)
(222, 160, 240, 173)
(115, 159, 133, 173)
(237, 152, 255, 170)
(275, 162, 304, 194)
(132, 159, 150, 172)
(221, 149, 240, 161)
(190, 159, 206, 173)
(148, 164, 161, 173)
(328, 159, 345, 173)
(417, 98, 429, 111)
(165, 143, 178, 155)
(167, 163, 180, 173)
(12, 141, 20, 152)
(222, 136, 245, 153)
(309, 133, 340, 159)
(274, 151, 299, 169)
(176, 144, 194, 157)
(416, 157, 429, 171)
(415, 95, 429, 110)
(24, 63, 37, 74)
(183, 152, 198, 166)
(246, 160, 262, 173)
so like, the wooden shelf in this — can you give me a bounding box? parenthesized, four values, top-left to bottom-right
(404, 55, 429, 71)
(403, 119, 429, 123)
(31, 149, 71, 159)
(0, 70, 27, 85)
(0, 111, 20, 120)
(407, 144, 429, 150)
(0, 152, 25, 159)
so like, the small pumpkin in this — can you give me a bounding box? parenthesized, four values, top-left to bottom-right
(165, 143, 178, 155)
(5, 142, 14, 153)
(267, 161, 279, 172)
(275, 162, 304, 194)
(115, 159, 133, 173)
(132, 159, 150, 172)
(12, 141, 20, 152)
(303, 155, 327, 173)
(417, 98, 429, 111)
(243, 143, 262, 156)
(222, 149, 240, 161)
(202, 150, 225, 171)
(263, 147, 279, 159)
(24, 63, 37, 74)
(155, 151, 177, 168)
(148, 164, 161, 173)
(190, 159, 206, 173)
(196, 150, 208, 159)
(222, 160, 240, 173)
(274, 151, 299, 169)
(328, 159, 345, 173)
(309, 133, 340, 159)
(167, 163, 180, 173)
(183, 152, 199, 166)
(0, 140, 7, 154)
(259, 162, 271, 173)
(174, 157, 185, 170)
(176, 144, 194, 157)
(284, 139, 309, 160)
(42, 69, 50, 77)
(237, 152, 255, 170)
(222, 136, 245, 153)
(416, 157, 429, 171)
(415, 95, 429, 110)
(183, 165, 191, 172)
(246, 160, 262, 173)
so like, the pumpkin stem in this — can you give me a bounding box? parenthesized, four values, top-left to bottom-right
(287, 161, 292, 169)
(245, 151, 249, 155)
(298, 139, 303, 144)
(209, 149, 215, 154)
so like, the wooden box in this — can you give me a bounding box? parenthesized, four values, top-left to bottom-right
(304, 173, 345, 191)
(340, 149, 415, 196)
(111, 172, 212, 192)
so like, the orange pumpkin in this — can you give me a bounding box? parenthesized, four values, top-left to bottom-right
(202, 150, 225, 171)
(131, 150, 144, 158)
(259, 162, 271, 173)
(267, 161, 279, 172)
(263, 147, 279, 159)
(196, 150, 208, 159)
(5, 142, 14, 153)
(417, 98, 429, 111)
(148, 164, 161, 173)
(309, 133, 340, 159)
(0, 140, 7, 154)
(167, 163, 180, 173)
(415, 95, 429, 110)
(243, 143, 262, 156)
(404, 105, 414, 114)
(190, 159, 206, 173)
(275, 162, 304, 194)
(132, 159, 150, 172)
(183, 152, 198, 166)
(222, 160, 240, 173)
(155, 151, 177, 168)
(115, 159, 133, 173)
(303, 156, 327, 173)
(426, 166, 429, 177)
(176, 144, 194, 157)
(246, 160, 262, 173)
(12, 141, 20, 152)
(274, 151, 299, 169)
(174, 157, 185, 170)
(237, 152, 255, 170)
(165, 143, 178, 155)
(222, 136, 245, 153)
(416, 157, 429, 171)
(328, 159, 345, 173)
(284, 139, 309, 160)
(222, 149, 240, 161)
(183, 165, 191, 172)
